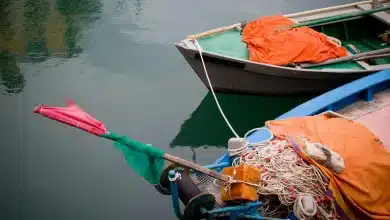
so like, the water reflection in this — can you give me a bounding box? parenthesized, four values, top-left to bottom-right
(0, 0, 102, 94)
(170, 92, 313, 149)
(133, 0, 143, 17)
(0, 52, 24, 94)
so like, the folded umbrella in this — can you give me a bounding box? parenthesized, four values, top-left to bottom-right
(34, 100, 230, 184)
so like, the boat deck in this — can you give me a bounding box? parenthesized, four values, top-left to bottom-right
(337, 89, 390, 149)
(196, 15, 390, 71)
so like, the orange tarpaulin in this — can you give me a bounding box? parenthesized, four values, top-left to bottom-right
(242, 14, 348, 66)
(265, 115, 390, 219)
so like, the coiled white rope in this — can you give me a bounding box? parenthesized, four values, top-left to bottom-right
(232, 140, 329, 202)
(232, 139, 335, 219)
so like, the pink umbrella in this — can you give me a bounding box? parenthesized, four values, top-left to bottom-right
(33, 99, 108, 136)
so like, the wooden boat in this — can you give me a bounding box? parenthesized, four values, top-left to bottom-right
(175, 0, 390, 95)
(161, 69, 390, 219)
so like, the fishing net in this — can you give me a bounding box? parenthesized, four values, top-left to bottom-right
(105, 133, 166, 185)
(230, 139, 336, 219)
(188, 171, 229, 219)
(188, 169, 292, 219)
(189, 138, 337, 219)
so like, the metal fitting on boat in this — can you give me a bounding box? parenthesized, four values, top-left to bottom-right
(174, 170, 216, 220)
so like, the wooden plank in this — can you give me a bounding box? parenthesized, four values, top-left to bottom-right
(288, 8, 361, 24)
(279, 5, 390, 31)
(348, 50, 372, 70)
(341, 51, 371, 70)
(365, 63, 390, 70)
(356, 61, 371, 69)
(187, 23, 241, 40)
(355, 53, 390, 60)
(285, 0, 372, 18)
(357, 3, 390, 25)
(301, 47, 390, 68)
(186, 0, 389, 39)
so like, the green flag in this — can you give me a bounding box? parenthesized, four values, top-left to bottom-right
(103, 132, 166, 184)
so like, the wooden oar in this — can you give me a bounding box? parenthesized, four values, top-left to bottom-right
(186, 1, 379, 39)
(278, 5, 390, 31)
(188, 23, 241, 40)
(301, 47, 390, 68)
(354, 53, 390, 61)
(285, 0, 375, 18)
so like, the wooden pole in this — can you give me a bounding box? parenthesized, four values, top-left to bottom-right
(301, 48, 390, 68)
(104, 133, 232, 182)
(285, 0, 374, 18)
(187, 23, 241, 40)
(278, 5, 390, 31)
(163, 153, 231, 182)
(186, 0, 385, 39)
(354, 53, 390, 61)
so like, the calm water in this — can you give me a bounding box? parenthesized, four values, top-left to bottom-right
(0, 0, 357, 219)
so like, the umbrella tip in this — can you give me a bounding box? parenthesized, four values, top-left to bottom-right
(33, 106, 41, 113)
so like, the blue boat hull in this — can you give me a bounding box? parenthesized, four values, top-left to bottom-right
(167, 69, 390, 220)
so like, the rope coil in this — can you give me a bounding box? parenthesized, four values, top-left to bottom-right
(230, 139, 336, 218)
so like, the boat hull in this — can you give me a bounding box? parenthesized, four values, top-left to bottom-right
(176, 43, 379, 95)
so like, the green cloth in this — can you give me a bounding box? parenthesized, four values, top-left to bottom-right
(102, 132, 165, 185)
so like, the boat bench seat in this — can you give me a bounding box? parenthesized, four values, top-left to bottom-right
(357, 4, 390, 25)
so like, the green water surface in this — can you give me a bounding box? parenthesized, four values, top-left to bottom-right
(0, 0, 358, 219)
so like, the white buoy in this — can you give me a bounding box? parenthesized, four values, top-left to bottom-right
(227, 137, 248, 156)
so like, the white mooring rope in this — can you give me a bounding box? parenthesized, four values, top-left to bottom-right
(193, 39, 240, 138)
(192, 39, 273, 149)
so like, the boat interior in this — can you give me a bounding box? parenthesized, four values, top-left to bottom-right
(197, 4, 390, 71)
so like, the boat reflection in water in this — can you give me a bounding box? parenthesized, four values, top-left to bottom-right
(170, 92, 313, 162)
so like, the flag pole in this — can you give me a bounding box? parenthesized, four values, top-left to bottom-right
(102, 132, 231, 182)
(34, 103, 231, 183)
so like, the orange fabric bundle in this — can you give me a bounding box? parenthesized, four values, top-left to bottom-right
(220, 164, 261, 202)
(265, 115, 390, 219)
(242, 14, 348, 66)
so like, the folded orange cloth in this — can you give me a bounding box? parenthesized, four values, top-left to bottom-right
(242, 14, 348, 66)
